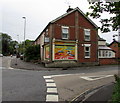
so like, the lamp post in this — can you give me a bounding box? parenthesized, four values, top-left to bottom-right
(22, 17, 26, 61)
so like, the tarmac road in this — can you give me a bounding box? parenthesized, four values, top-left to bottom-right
(1, 56, 119, 102)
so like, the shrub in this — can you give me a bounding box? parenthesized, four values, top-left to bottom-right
(24, 45, 40, 62)
(112, 75, 120, 103)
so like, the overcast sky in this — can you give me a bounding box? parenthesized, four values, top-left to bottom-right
(1, 0, 118, 43)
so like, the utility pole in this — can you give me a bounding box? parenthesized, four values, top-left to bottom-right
(22, 17, 26, 61)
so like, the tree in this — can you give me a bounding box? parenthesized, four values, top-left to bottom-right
(0, 33, 18, 55)
(86, 2, 120, 33)
(0, 33, 12, 55)
(9, 40, 18, 54)
(18, 39, 34, 54)
(24, 45, 40, 62)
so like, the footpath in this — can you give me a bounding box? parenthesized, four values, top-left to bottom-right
(10, 57, 115, 102)
(10, 57, 62, 71)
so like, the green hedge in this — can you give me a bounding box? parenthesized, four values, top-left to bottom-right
(112, 74, 120, 103)
(24, 45, 40, 62)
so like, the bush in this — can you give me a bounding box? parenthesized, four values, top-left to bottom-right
(112, 75, 120, 103)
(24, 45, 40, 62)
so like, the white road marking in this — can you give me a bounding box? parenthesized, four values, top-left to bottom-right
(47, 88, 57, 93)
(46, 94, 58, 102)
(50, 73, 85, 78)
(80, 75, 113, 81)
(44, 73, 113, 102)
(46, 83, 56, 87)
(43, 76, 52, 79)
(45, 79, 54, 82)
(9, 67, 14, 69)
(43, 76, 58, 102)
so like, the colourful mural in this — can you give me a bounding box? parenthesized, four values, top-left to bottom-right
(54, 45, 75, 60)
(45, 46, 49, 59)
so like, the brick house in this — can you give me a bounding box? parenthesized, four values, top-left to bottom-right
(98, 36, 116, 65)
(34, 7, 99, 67)
(108, 40, 120, 59)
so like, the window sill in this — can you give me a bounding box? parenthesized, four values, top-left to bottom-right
(62, 38, 69, 40)
(84, 40, 91, 42)
(85, 57, 90, 59)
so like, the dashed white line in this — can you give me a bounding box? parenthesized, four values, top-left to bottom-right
(43, 75, 58, 102)
(46, 83, 56, 87)
(45, 79, 54, 82)
(47, 88, 57, 93)
(46, 94, 58, 102)
(43, 76, 52, 79)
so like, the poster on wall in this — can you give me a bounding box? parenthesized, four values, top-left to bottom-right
(45, 46, 49, 59)
(55, 45, 75, 60)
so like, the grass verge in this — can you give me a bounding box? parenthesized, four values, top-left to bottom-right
(111, 74, 120, 103)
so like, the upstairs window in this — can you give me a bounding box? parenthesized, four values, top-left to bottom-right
(84, 29, 90, 41)
(62, 26, 69, 39)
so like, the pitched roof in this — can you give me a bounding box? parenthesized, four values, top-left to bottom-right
(35, 7, 98, 42)
(98, 46, 112, 50)
(50, 7, 98, 28)
(108, 40, 119, 47)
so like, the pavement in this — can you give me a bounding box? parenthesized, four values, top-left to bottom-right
(73, 82, 115, 103)
(83, 82, 114, 102)
(10, 57, 115, 102)
(10, 57, 63, 71)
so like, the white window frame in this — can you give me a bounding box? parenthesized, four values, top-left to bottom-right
(109, 51, 112, 57)
(106, 51, 109, 57)
(84, 29, 90, 41)
(99, 50, 101, 57)
(84, 46, 91, 58)
(62, 26, 69, 39)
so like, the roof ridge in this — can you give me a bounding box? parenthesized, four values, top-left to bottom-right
(50, 7, 98, 28)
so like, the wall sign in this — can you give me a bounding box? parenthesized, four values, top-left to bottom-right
(54, 45, 75, 60)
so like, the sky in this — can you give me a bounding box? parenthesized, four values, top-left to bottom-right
(1, 0, 118, 43)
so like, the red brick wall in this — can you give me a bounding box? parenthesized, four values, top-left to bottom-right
(78, 12, 98, 63)
(99, 58, 118, 65)
(109, 43, 120, 58)
(54, 12, 75, 40)
(53, 10, 98, 63)
(78, 13, 95, 29)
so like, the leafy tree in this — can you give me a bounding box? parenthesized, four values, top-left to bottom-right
(24, 44, 40, 62)
(86, 2, 120, 33)
(0, 33, 12, 55)
(25, 39, 34, 47)
(18, 39, 34, 54)
(0, 33, 18, 55)
(9, 40, 18, 54)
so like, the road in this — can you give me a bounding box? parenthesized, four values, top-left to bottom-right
(1, 56, 119, 102)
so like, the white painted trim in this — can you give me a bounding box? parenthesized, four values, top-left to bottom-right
(75, 43, 78, 60)
(84, 44, 91, 47)
(52, 43, 55, 61)
(62, 26, 69, 29)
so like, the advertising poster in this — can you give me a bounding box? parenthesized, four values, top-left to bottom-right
(45, 46, 49, 59)
(55, 45, 75, 60)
